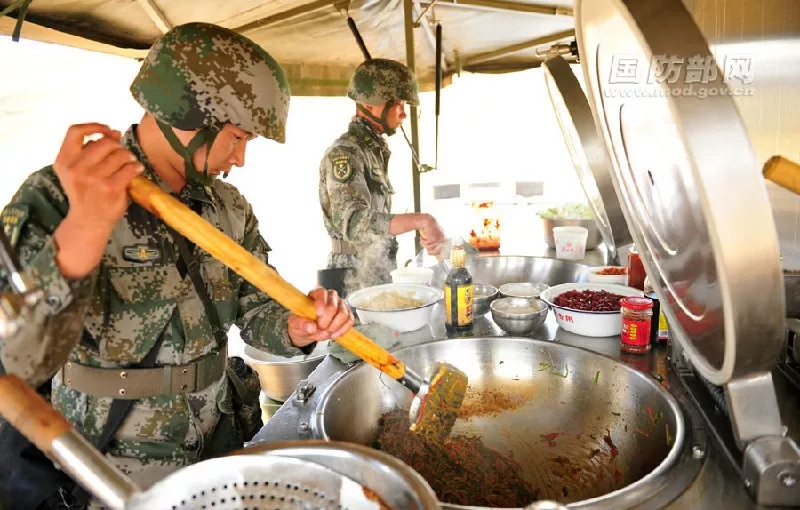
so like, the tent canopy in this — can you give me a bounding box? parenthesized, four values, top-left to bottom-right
(0, 0, 577, 96)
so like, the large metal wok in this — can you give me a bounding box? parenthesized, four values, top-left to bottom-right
(312, 338, 688, 508)
(430, 256, 589, 290)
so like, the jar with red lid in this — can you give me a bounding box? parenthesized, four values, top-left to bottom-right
(627, 246, 646, 290)
(620, 296, 653, 354)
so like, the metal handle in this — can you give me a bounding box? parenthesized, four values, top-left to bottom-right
(0, 374, 139, 509)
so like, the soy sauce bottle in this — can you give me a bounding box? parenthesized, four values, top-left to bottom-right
(445, 237, 473, 332)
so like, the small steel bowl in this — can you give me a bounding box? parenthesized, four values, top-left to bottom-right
(490, 297, 549, 335)
(499, 282, 550, 300)
(472, 283, 499, 316)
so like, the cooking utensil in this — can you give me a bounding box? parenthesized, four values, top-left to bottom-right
(127, 176, 467, 439)
(764, 155, 800, 195)
(498, 282, 549, 299)
(0, 374, 439, 509)
(542, 55, 632, 264)
(539, 282, 644, 337)
(346, 283, 443, 333)
(430, 255, 589, 290)
(311, 337, 686, 508)
(236, 341, 330, 402)
(242, 440, 439, 509)
(472, 283, 498, 316)
(489, 297, 548, 335)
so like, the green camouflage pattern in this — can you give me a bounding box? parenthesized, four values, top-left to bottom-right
(319, 118, 398, 289)
(131, 22, 290, 142)
(347, 58, 420, 107)
(0, 126, 301, 487)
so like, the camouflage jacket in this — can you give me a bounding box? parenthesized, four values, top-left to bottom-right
(319, 117, 398, 285)
(0, 126, 301, 485)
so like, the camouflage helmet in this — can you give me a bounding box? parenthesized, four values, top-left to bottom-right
(347, 59, 420, 107)
(130, 22, 290, 143)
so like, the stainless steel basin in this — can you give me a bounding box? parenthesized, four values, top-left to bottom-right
(311, 338, 687, 508)
(431, 256, 589, 290)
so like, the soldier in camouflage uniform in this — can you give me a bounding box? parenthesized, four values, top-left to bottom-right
(0, 22, 353, 506)
(319, 59, 445, 289)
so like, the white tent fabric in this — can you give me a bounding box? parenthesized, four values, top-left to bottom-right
(0, 0, 576, 96)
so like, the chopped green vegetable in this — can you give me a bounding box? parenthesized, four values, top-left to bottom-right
(538, 362, 553, 371)
(594, 371, 600, 385)
(537, 203, 594, 220)
(550, 365, 569, 378)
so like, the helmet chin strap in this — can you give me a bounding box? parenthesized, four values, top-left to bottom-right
(156, 120, 220, 187)
(357, 100, 397, 136)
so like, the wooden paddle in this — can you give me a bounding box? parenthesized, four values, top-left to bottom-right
(126, 176, 467, 439)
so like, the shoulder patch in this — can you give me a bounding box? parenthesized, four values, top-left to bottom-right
(1, 203, 30, 247)
(331, 156, 353, 183)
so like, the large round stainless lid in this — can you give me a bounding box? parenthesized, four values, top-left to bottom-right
(542, 55, 633, 263)
(576, 0, 785, 384)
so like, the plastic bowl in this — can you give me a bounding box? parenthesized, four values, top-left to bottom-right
(587, 266, 629, 286)
(539, 282, 644, 337)
(499, 282, 550, 299)
(390, 267, 434, 285)
(346, 283, 443, 332)
(473, 283, 499, 316)
(490, 297, 549, 335)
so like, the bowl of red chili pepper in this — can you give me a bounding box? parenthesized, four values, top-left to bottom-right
(587, 266, 628, 286)
(540, 283, 644, 337)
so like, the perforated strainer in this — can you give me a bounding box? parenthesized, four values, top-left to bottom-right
(0, 374, 438, 510)
(128, 455, 389, 509)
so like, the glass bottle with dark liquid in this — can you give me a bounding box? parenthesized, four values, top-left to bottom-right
(445, 238, 473, 332)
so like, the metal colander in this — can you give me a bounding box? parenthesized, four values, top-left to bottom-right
(127, 455, 390, 509)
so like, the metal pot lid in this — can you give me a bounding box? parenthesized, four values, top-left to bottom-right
(576, 0, 785, 385)
(542, 55, 632, 262)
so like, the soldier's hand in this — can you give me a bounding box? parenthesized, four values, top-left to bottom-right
(288, 288, 354, 347)
(52, 124, 144, 278)
(420, 215, 445, 253)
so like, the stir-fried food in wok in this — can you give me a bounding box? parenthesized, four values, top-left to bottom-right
(375, 409, 539, 507)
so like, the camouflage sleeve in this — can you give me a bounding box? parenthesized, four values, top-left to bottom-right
(323, 146, 393, 242)
(234, 202, 304, 357)
(0, 168, 97, 386)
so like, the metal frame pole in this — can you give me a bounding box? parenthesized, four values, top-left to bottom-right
(403, 0, 423, 255)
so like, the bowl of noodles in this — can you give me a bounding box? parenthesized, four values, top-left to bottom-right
(346, 283, 444, 332)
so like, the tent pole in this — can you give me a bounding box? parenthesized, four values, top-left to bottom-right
(403, 0, 422, 256)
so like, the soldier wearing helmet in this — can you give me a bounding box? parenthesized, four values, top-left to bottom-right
(0, 22, 352, 508)
(318, 59, 445, 290)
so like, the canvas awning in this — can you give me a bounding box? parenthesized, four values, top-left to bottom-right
(0, 0, 577, 96)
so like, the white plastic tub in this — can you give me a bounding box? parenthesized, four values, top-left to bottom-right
(553, 226, 589, 260)
(389, 266, 434, 285)
(346, 283, 443, 332)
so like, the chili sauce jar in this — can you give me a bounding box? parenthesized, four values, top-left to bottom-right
(620, 296, 653, 354)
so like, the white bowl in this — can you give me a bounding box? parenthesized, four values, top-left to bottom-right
(389, 266, 433, 285)
(499, 282, 550, 299)
(587, 266, 629, 286)
(346, 283, 443, 332)
(539, 283, 644, 337)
